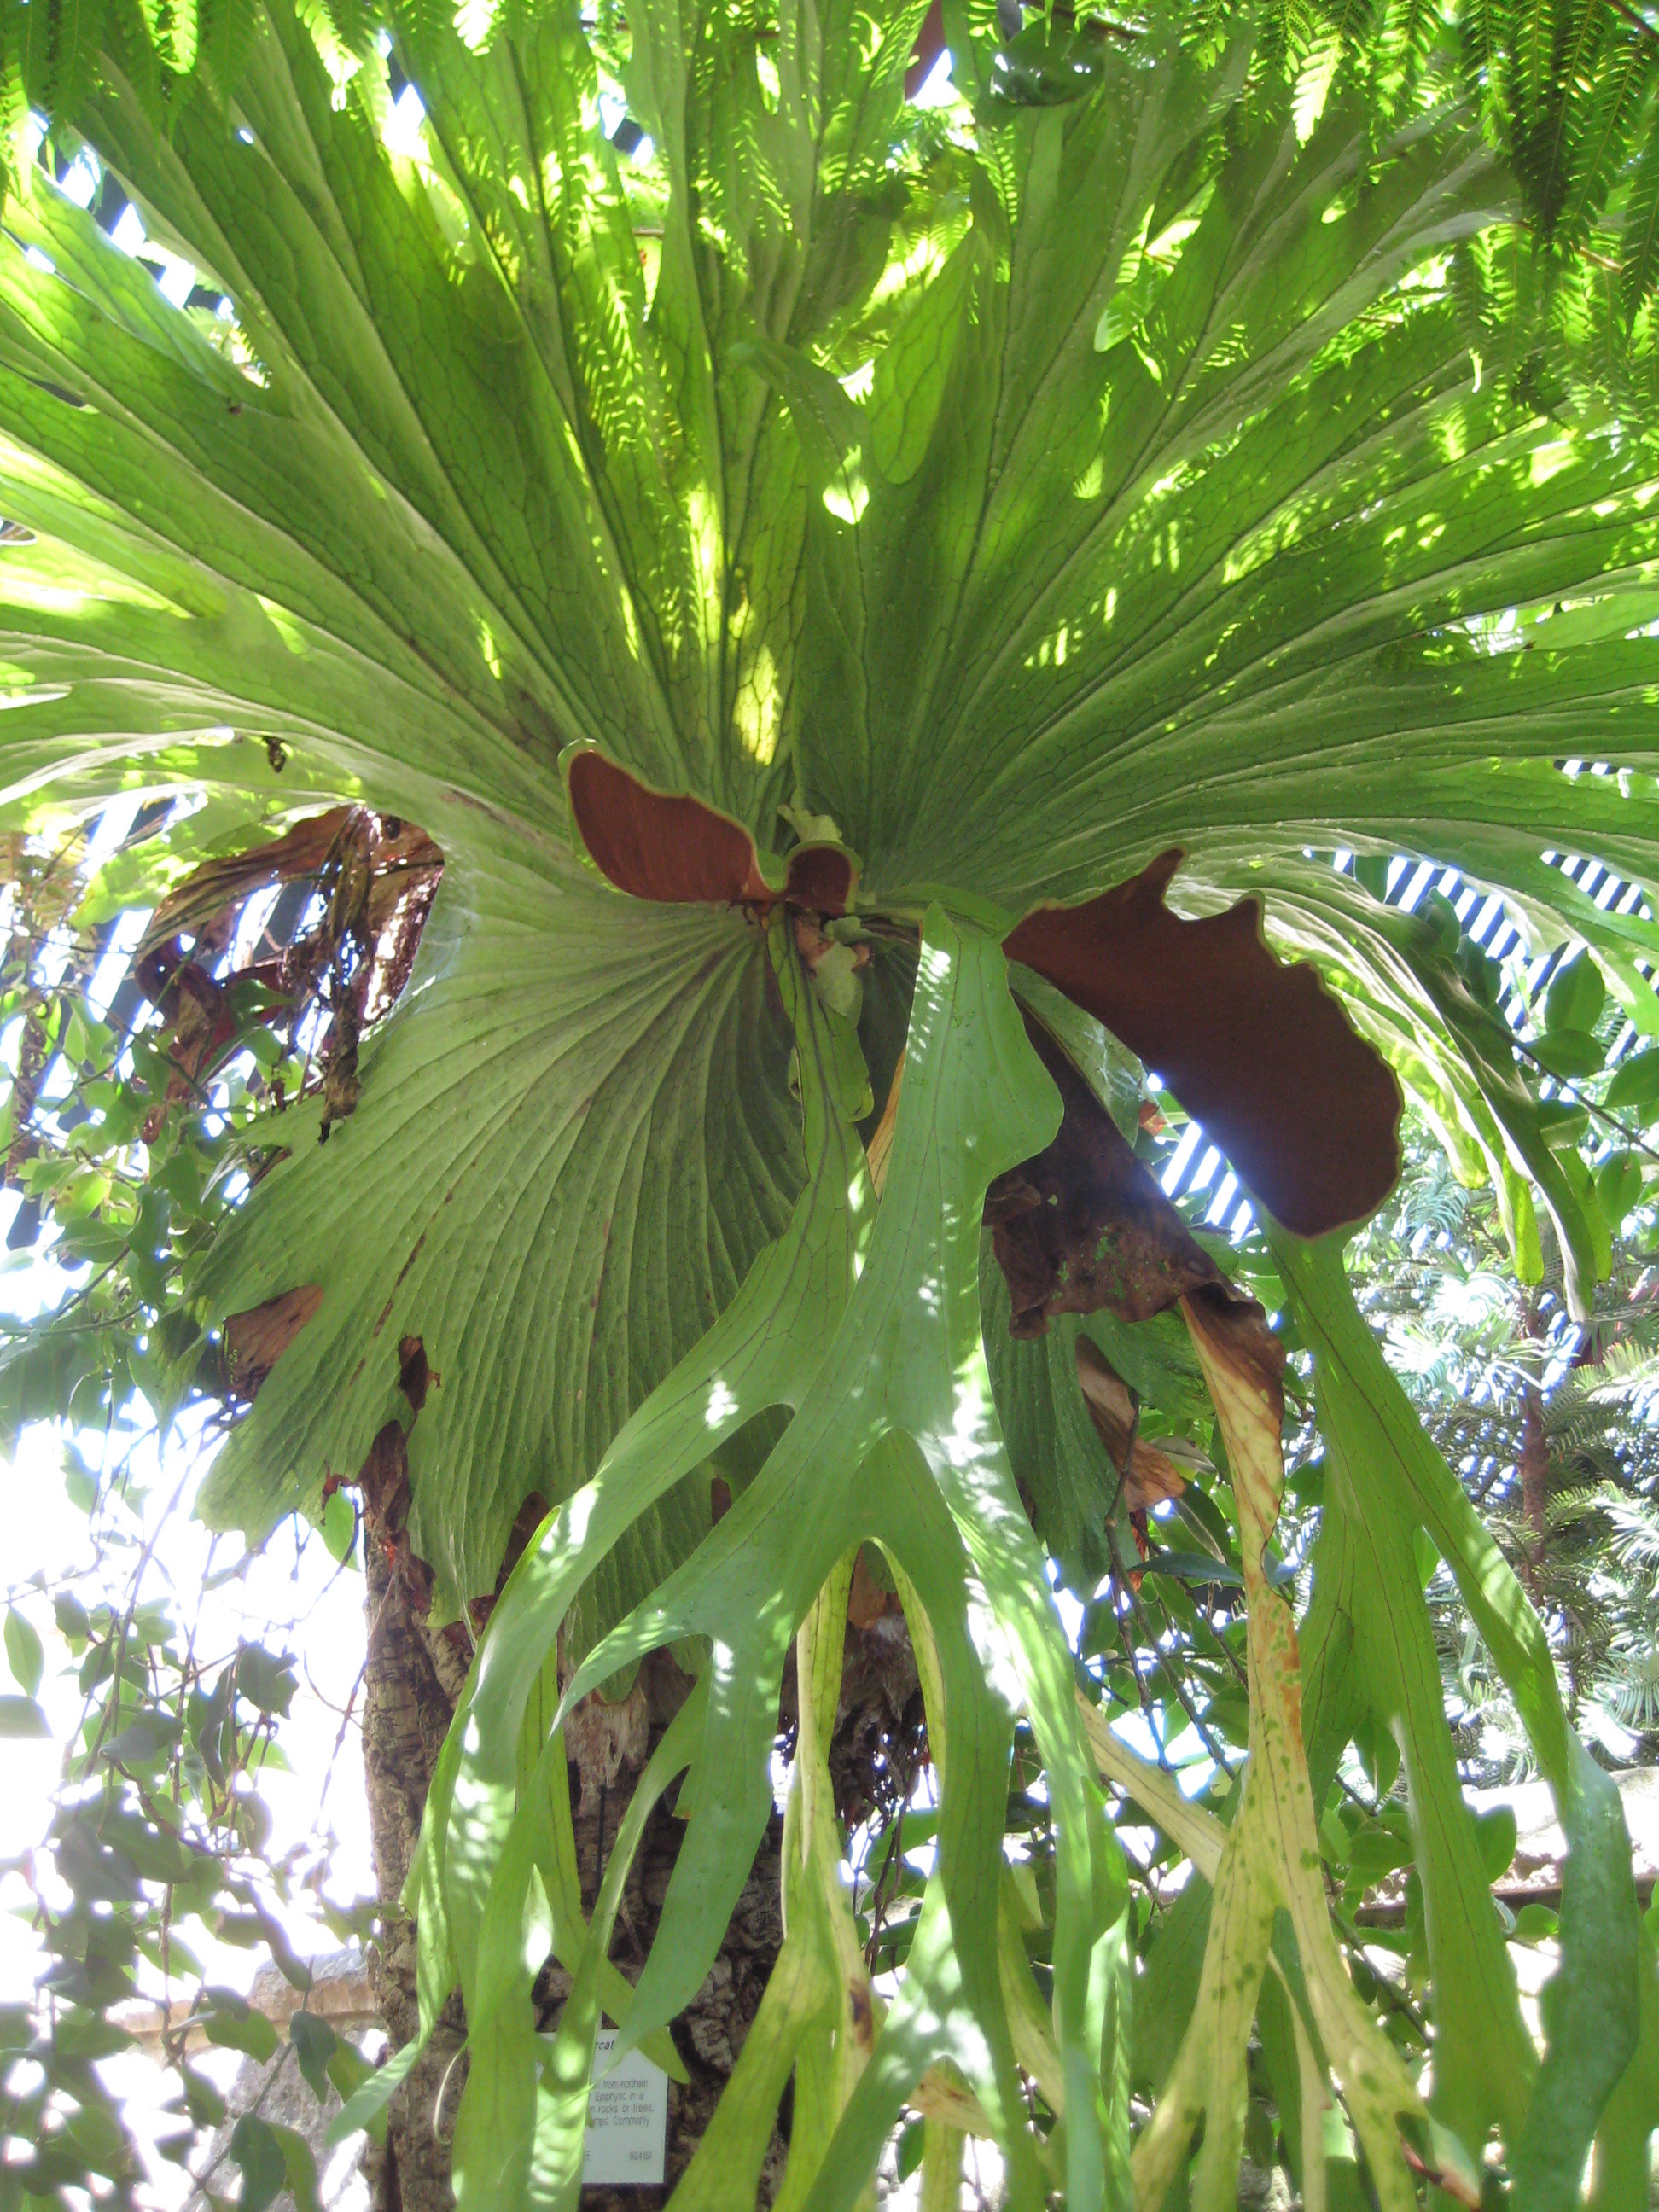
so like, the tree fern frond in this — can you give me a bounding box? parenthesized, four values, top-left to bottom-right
(1461, 0, 1516, 77)
(1515, 0, 1562, 145)
(1544, 1480, 1615, 1529)
(200, 0, 260, 99)
(1601, 1633, 1659, 1726)
(1529, 0, 1613, 236)
(1600, 1487, 1659, 1579)
(1323, 0, 1384, 51)
(1563, 25, 1654, 231)
(1618, 94, 1659, 321)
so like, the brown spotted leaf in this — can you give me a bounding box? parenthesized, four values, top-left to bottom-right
(1004, 851, 1401, 1237)
(224, 1286, 323, 1401)
(1134, 1283, 1427, 2212)
(564, 745, 856, 913)
(1183, 1282, 1286, 1429)
(397, 1335, 434, 1413)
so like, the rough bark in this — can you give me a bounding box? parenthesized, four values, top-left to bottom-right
(357, 1551, 794, 2209)
(556, 1662, 789, 2207)
(360, 1514, 466, 2212)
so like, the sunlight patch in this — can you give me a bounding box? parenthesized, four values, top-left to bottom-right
(734, 643, 781, 765)
(1529, 439, 1575, 488)
(705, 1379, 736, 1429)
(457, 0, 499, 51)
(384, 84, 428, 165)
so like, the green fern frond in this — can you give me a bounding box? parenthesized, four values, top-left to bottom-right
(1620, 100, 1659, 323)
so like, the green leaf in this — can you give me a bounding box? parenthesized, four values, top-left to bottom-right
(1537, 1100, 1592, 1149)
(868, 238, 983, 486)
(479, 1687, 708, 2208)
(981, 1265, 1116, 1596)
(288, 2012, 339, 2104)
(99, 1711, 183, 1769)
(1144, 1550, 1244, 1589)
(896, 2119, 925, 2180)
(1528, 1028, 1604, 1081)
(0, 1695, 49, 1738)
(1545, 951, 1606, 1038)
(1597, 1152, 1644, 1228)
(15, 7, 1659, 2203)
(416, 928, 867, 2046)
(1514, 1904, 1560, 1943)
(201, 1989, 278, 2064)
(733, 337, 870, 503)
(325, 2034, 424, 2148)
(52, 1592, 90, 1649)
(3, 1608, 44, 1698)
(1476, 1807, 1519, 1888)
(195, 864, 802, 1627)
(234, 1644, 295, 1717)
(318, 1487, 356, 1565)
(1276, 1232, 1645, 2199)
(1514, 1743, 1643, 2212)
(179, 2064, 229, 2129)
(402, 934, 862, 2197)
(99, 1807, 204, 1885)
(427, 914, 1122, 2209)
(1586, 1924, 1659, 2211)
(1604, 1051, 1659, 1116)
(229, 2115, 320, 2212)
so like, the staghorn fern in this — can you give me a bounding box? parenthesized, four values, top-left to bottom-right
(7, 3, 1659, 2202)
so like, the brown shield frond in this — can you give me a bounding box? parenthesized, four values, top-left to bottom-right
(565, 747, 856, 914)
(1004, 850, 1400, 1237)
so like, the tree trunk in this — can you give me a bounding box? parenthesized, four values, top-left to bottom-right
(356, 1511, 791, 2209)
(561, 1659, 788, 2207)
(360, 1506, 468, 2212)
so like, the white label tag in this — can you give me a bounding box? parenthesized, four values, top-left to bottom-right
(582, 2029, 669, 2186)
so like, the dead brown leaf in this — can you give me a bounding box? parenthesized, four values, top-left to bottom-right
(563, 1674, 651, 1802)
(1074, 1336, 1137, 1469)
(847, 1547, 901, 1629)
(397, 1335, 434, 1412)
(142, 808, 358, 952)
(1074, 1337, 1189, 1512)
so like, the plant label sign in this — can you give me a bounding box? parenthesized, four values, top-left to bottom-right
(582, 2029, 669, 2186)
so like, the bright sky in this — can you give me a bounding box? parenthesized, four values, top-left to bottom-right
(1, 1382, 375, 2205)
